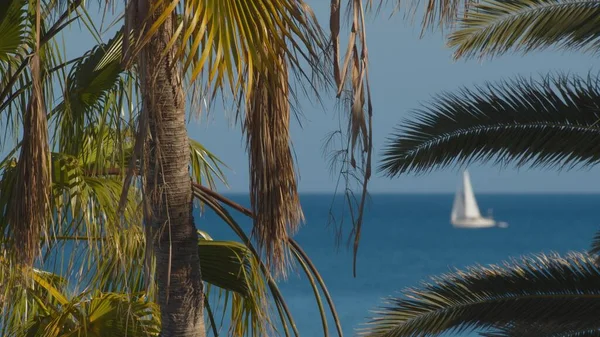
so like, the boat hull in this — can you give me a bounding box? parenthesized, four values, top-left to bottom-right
(451, 217, 496, 228)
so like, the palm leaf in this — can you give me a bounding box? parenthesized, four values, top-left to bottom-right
(198, 240, 259, 297)
(361, 252, 600, 337)
(0, 0, 27, 62)
(0, 1, 79, 146)
(0, 257, 71, 335)
(193, 184, 344, 337)
(121, 0, 327, 103)
(52, 30, 126, 156)
(379, 73, 600, 177)
(591, 230, 600, 257)
(189, 138, 228, 189)
(448, 0, 600, 59)
(18, 292, 160, 337)
(481, 323, 600, 337)
(193, 185, 298, 336)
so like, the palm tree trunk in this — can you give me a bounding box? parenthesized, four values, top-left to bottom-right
(136, 2, 205, 336)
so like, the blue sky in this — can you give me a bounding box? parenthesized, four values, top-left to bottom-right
(29, 2, 600, 193)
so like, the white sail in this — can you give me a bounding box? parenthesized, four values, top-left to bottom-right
(451, 190, 465, 222)
(462, 170, 482, 218)
(451, 169, 496, 228)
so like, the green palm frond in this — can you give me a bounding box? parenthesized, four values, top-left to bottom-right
(78, 126, 134, 174)
(481, 323, 600, 337)
(380, 73, 600, 177)
(17, 292, 160, 337)
(361, 252, 600, 337)
(0, 1, 79, 148)
(52, 29, 127, 156)
(189, 138, 228, 189)
(199, 240, 261, 297)
(0, 0, 27, 62)
(0, 257, 71, 335)
(448, 0, 600, 59)
(51, 152, 141, 229)
(201, 239, 271, 337)
(193, 184, 344, 337)
(88, 226, 147, 294)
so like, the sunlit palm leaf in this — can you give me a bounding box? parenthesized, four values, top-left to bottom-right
(199, 240, 257, 297)
(51, 152, 141, 230)
(193, 184, 344, 337)
(380, 73, 600, 177)
(361, 252, 600, 337)
(448, 0, 600, 59)
(193, 185, 295, 336)
(0, 257, 70, 335)
(121, 0, 327, 102)
(200, 240, 270, 337)
(190, 138, 228, 189)
(17, 292, 160, 337)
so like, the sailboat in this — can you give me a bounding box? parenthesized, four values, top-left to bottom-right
(451, 170, 497, 228)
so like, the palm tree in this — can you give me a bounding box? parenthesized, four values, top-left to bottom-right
(0, 3, 344, 336)
(116, 1, 334, 334)
(367, 0, 600, 336)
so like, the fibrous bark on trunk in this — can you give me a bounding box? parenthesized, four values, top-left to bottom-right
(134, 1, 205, 336)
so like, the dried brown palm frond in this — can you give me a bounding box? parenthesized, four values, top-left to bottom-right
(6, 0, 51, 265)
(329, 0, 373, 277)
(245, 50, 303, 278)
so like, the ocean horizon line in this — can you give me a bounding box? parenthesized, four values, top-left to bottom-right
(214, 191, 600, 196)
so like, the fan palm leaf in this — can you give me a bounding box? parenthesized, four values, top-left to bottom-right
(118, 0, 327, 105)
(0, 0, 80, 146)
(52, 29, 127, 156)
(361, 252, 600, 337)
(448, 0, 600, 59)
(379, 73, 600, 177)
(15, 292, 161, 337)
(0, 0, 27, 62)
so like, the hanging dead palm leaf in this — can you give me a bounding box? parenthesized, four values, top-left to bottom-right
(6, 0, 51, 265)
(245, 51, 303, 277)
(329, 0, 373, 277)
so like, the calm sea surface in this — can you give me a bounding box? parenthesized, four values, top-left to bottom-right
(197, 194, 600, 336)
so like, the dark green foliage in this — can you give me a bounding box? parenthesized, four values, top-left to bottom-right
(362, 253, 600, 337)
(380, 73, 600, 177)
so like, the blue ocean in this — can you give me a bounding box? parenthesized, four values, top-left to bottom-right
(197, 193, 600, 336)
